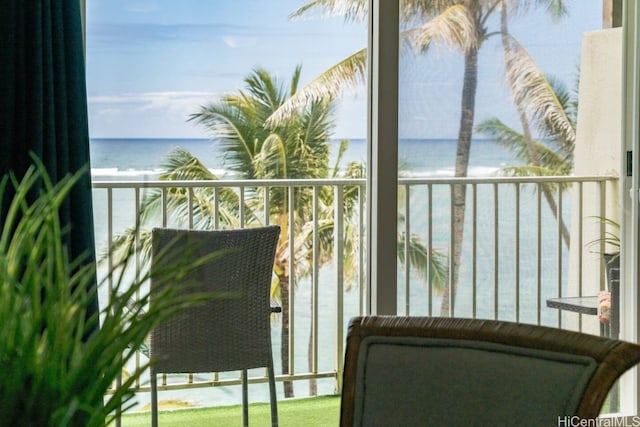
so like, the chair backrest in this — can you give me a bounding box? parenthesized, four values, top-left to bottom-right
(150, 226, 280, 374)
(340, 316, 640, 427)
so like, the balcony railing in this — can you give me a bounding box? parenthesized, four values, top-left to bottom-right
(93, 174, 618, 406)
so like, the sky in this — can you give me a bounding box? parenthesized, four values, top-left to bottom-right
(86, 0, 603, 139)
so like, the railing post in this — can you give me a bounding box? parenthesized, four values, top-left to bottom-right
(92, 175, 618, 403)
(334, 185, 345, 393)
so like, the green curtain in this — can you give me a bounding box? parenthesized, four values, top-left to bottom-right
(0, 1, 98, 314)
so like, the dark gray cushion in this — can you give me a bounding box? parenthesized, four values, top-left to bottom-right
(353, 337, 597, 427)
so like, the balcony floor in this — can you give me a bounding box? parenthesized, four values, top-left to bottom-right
(114, 395, 340, 426)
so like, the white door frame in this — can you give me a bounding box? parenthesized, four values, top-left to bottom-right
(366, 0, 399, 314)
(621, 0, 640, 414)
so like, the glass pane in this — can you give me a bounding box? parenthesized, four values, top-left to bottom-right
(397, 0, 613, 326)
(86, 0, 367, 409)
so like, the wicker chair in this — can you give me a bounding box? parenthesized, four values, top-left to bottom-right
(149, 226, 281, 427)
(340, 316, 640, 427)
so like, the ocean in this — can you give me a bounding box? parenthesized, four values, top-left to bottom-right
(90, 138, 565, 407)
(89, 137, 516, 180)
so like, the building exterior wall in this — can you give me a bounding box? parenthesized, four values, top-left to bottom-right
(568, 28, 622, 331)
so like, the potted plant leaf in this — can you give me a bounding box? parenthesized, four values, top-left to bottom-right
(587, 217, 620, 338)
(0, 159, 216, 426)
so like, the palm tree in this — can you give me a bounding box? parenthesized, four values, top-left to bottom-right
(190, 66, 446, 396)
(268, 0, 569, 316)
(476, 74, 576, 246)
(476, 75, 575, 240)
(110, 66, 447, 398)
(188, 66, 351, 397)
(477, 1, 577, 247)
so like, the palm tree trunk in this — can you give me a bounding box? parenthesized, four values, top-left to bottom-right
(278, 272, 294, 397)
(440, 44, 479, 317)
(500, 2, 570, 247)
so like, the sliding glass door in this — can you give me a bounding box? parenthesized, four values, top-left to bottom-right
(369, 0, 636, 412)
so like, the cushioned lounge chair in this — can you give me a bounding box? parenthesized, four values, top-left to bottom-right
(340, 316, 640, 427)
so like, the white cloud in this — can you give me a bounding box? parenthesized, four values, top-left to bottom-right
(87, 90, 367, 139)
(90, 91, 217, 110)
(125, 1, 158, 13)
(88, 91, 219, 138)
(222, 36, 257, 49)
(89, 91, 217, 102)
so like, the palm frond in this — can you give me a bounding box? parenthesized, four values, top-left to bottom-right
(331, 139, 351, 177)
(502, 0, 568, 21)
(289, 217, 362, 290)
(343, 161, 365, 178)
(245, 68, 288, 111)
(266, 49, 366, 126)
(407, 4, 477, 53)
(497, 164, 567, 178)
(255, 133, 288, 178)
(290, 64, 303, 97)
(502, 33, 575, 145)
(159, 147, 219, 180)
(540, 0, 569, 21)
(401, 0, 462, 24)
(290, 0, 458, 24)
(398, 232, 448, 293)
(495, 164, 573, 195)
(476, 117, 571, 175)
(105, 227, 153, 266)
(289, 0, 368, 22)
(189, 101, 260, 176)
(539, 75, 576, 155)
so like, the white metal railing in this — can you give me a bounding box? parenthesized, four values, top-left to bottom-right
(93, 174, 618, 404)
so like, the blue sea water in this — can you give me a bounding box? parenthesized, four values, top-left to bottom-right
(89, 137, 517, 179)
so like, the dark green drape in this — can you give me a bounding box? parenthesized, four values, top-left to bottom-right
(0, 1, 97, 313)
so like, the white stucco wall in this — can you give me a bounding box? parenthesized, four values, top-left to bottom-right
(567, 28, 622, 332)
(574, 28, 622, 179)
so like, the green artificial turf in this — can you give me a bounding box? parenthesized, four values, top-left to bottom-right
(115, 395, 340, 427)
